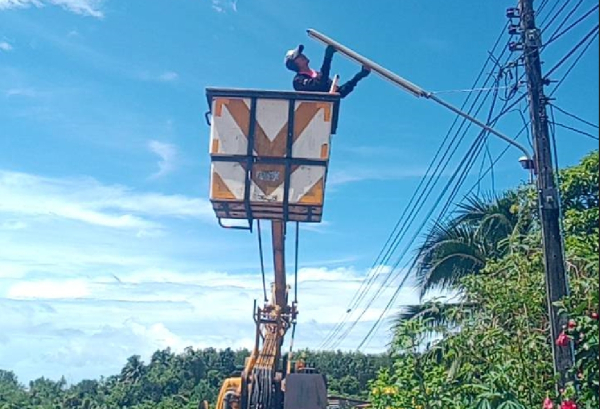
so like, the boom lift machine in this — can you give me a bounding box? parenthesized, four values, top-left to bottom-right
(205, 87, 341, 409)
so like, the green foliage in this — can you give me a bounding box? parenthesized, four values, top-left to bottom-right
(296, 350, 391, 399)
(415, 191, 529, 298)
(371, 151, 599, 409)
(0, 348, 386, 408)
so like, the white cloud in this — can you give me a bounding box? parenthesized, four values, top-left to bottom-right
(0, 263, 28, 279)
(138, 71, 180, 83)
(0, 41, 13, 51)
(0, 170, 213, 230)
(148, 140, 178, 179)
(53, 0, 103, 17)
(328, 166, 428, 186)
(8, 279, 89, 299)
(0, 0, 38, 10)
(4, 87, 37, 97)
(0, 263, 417, 381)
(0, 171, 417, 382)
(0, 0, 104, 18)
(210, 0, 238, 13)
(210, 0, 223, 13)
(0, 220, 27, 230)
(158, 71, 178, 82)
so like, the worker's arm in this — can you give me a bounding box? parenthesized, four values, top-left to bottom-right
(319, 45, 336, 80)
(337, 67, 371, 98)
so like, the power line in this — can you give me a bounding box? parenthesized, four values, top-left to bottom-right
(325, 1, 580, 350)
(430, 85, 514, 95)
(357, 132, 489, 350)
(464, 29, 599, 199)
(549, 103, 599, 129)
(323, 81, 500, 349)
(544, 0, 585, 40)
(463, 121, 531, 200)
(318, 34, 513, 349)
(331, 29, 534, 350)
(536, 0, 551, 17)
(539, 0, 570, 30)
(545, 4, 599, 47)
(505, 107, 533, 149)
(331, 69, 529, 350)
(257, 220, 268, 302)
(325, 76, 503, 349)
(355, 92, 529, 350)
(352, 95, 521, 350)
(544, 24, 599, 79)
(548, 28, 599, 97)
(550, 121, 599, 141)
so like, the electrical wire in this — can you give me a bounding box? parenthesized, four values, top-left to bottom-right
(462, 121, 531, 200)
(294, 222, 299, 303)
(486, 139, 496, 194)
(549, 103, 599, 129)
(357, 131, 490, 350)
(544, 24, 599, 79)
(358, 132, 494, 350)
(545, 4, 599, 47)
(540, 0, 582, 34)
(550, 121, 600, 141)
(321, 23, 506, 347)
(348, 96, 516, 350)
(544, 0, 585, 41)
(465, 22, 599, 199)
(317, 49, 509, 349)
(476, 142, 488, 196)
(354, 92, 528, 350)
(257, 220, 268, 303)
(320, 73, 503, 349)
(536, 0, 551, 17)
(548, 28, 599, 98)
(430, 85, 514, 95)
(325, 49, 530, 350)
(539, 0, 569, 30)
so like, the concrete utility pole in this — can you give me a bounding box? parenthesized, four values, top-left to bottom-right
(516, 0, 575, 387)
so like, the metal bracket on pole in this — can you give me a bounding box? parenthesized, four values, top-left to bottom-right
(306, 28, 534, 167)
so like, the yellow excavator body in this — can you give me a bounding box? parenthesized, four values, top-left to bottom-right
(215, 377, 242, 409)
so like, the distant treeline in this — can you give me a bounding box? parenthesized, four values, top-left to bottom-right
(0, 347, 391, 409)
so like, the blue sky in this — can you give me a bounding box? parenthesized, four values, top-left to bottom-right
(0, 0, 598, 383)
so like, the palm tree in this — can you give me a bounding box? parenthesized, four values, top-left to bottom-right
(120, 355, 146, 384)
(396, 192, 530, 327)
(416, 192, 526, 298)
(415, 222, 488, 299)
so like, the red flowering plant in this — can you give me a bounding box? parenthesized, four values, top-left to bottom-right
(552, 271, 600, 408)
(559, 400, 577, 409)
(550, 151, 599, 408)
(555, 331, 571, 347)
(543, 397, 555, 409)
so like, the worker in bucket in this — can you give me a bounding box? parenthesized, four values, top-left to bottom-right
(284, 44, 370, 97)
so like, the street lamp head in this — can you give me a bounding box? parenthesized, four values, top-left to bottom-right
(519, 156, 535, 170)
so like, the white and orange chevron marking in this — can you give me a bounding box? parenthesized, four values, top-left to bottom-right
(210, 161, 325, 206)
(209, 96, 334, 211)
(210, 98, 333, 159)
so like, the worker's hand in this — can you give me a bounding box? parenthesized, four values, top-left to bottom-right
(325, 45, 337, 59)
(358, 66, 371, 78)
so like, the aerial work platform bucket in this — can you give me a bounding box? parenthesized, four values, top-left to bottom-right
(206, 88, 341, 227)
